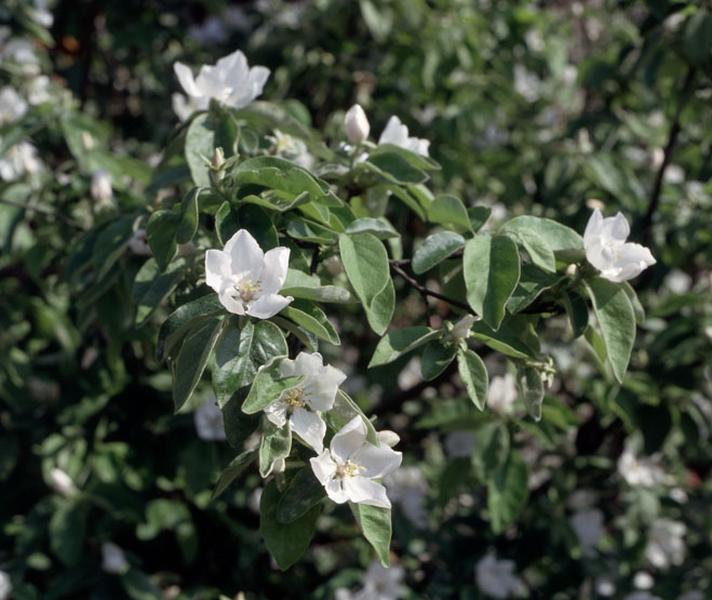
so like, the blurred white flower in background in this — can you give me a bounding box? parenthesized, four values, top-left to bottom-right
(128, 228, 152, 256)
(0, 38, 41, 74)
(645, 519, 686, 569)
(27, 0, 54, 28)
(513, 64, 541, 102)
(487, 373, 518, 415)
(205, 229, 292, 318)
(344, 104, 370, 144)
(617, 447, 668, 488)
(101, 542, 129, 575)
(583, 209, 656, 282)
(569, 508, 605, 555)
(475, 553, 525, 599)
(336, 561, 405, 600)
(48, 467, 77, 497)
(267, 129, 314, 169)
(194, 398, 226, 442)
(90, 170, 113, 205)
(378, 115, 430, 156)
(384, 466, 428, 528)
(633, 571, 654, 590)
(664, 269, 692, 294)
(0, 141, 42, 181)
(311, 416, 402, 508)
(26, 74, 52, 105)
(172, 92, 199, 122)
(595, 575, 616, 597)
(0, 86, 27, 124)
(173, 50, 269, 118)
(0, 570, 11, 600)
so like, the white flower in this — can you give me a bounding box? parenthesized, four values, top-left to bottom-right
(633, 571, 654, 590)
(487, 374, 518, 415)
(26, 75, 52, 105)
(101, 542, 129, 575)
(475, 553, 525, 599)
(352, 561, 405, 600)
(171, 92, 199, 122)
(645, 519, 686, 569)
(173, 50, 269, 118)
(205, 229, 292, 318)
(344, 104, 370, 144)
(378, 116, 430, 156)
(617, 448, 667, 488)
(583, 209, 656, 282)
(194, 399, 227, 441)
(0, 38, 41, 75)
(445, 430, 475, 458)
(569, 508, 604, 555)
(27, 0, 54, 28)
(595, 575, 616, 597)
(310, 416, 402, 508)
(384, 466, 428, 528)
(263, 352, 346, 453)
(451, 314, 476, 340)
(0, 141, 42, 181)
(0, 86, 27, 124)
(0, 570, 11, 600)
(268, 129, 314, 169)
(49, 468, 77, 496)
(90, 170, 113, 204)
(128, 229, 152, 256)
(513, 64, 541, 102)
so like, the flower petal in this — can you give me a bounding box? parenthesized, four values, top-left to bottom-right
(378, 115, 408, 146)
(290, 408, 326, 453)
(583, 209, 603, 247)
(246, 293, 292, 319)
(304, 364, 347, 411)
(223, 229, 264, 280)
(205, 249, 231, 292)
(260, 246, 290, 294)
(351, 444, 402, 479)
(330, 416, 367, 462)
(343, 477, 391, 508)
(263, 400, 288, 428)
(325, 479, 350, 504)
(310, 451, 337, 485)
(173, 62, 202, 98)
(218, 290, 245, 315)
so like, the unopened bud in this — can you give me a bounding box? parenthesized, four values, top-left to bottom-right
(566, 264, 578, 278)
(81, 131, 95, 150)
(49, 468, 77, 497)
(451, 314, 476, 340)
(344, 104, 370, 144)
(377, 430, 400, 448)
(211, 147, 225, 170)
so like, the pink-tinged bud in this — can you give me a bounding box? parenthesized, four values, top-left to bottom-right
(344, 104, 370, 144)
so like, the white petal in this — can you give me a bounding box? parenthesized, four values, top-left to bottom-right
(583, 209, 603, 247)
(290, 408, 326, 453)
(171, 93, 194, 122)
(218, 289, 245, 315)
(263, 401, 288, 428)
(205, 249, 231, 292)
(246, 293, 292, 319)
(260, 246, 290, 294)
(173, 62, 202, 98)
(292, 352, 325, 376)
(310, 451, 337, 485)
(351, 444, 402, 479)
(330, 416, 367, 462)
(378, 116, 408, 146)
(609, 212, 630, 241)
(325, 479, 350, 504)
(248, 66, 270, 94)
(343, 477, 391, 508)
(223, 229, 264, 279)
(377, 430, 400, 447)
(304, 363, 346, 411)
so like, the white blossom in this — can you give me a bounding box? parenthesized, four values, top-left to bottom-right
(204, 229, 292, 319)
(0, 38, 41, 75)
(595, 576, 616, 597)
(633, 572, 654, 590)
(451, 314, 476, 340)
(267, 129, 314, 169)
(171, 92, 198, 122)
(128, 229, 152, 256)
(583, 209, 655, 282)
(310, 416, 402, 508)
(378, 116, 430, 156)
(475, 553, 525, 599)
(344, 104, 370, 144)
(26, 74, 52, 105)
(173, 50, 269, 118)
(617, 448, 668, 488)
(263, 352, 346, 453)
(570, 508, 604, 555)
(0, 570, 11, 600)
(339, 561, 405, 600)
(27, 0, 54, 28)
(194, 399, 227, 441)
(101, 542, 129, 575)
(487, 373, 518, 415)
(90, 170, 113, 204)
(645, 519, 686, 569)
(0, 86, 27, 124)
(49, 467, 77, 496)
(384, 466, 428, 528)
(513, 64, 541, 102)
(0, 141, 42, 181)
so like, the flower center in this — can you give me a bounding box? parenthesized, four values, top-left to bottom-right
(235, 279, 260, 302)
(283, 387, 306, 409)
(335, 460, 362, 479)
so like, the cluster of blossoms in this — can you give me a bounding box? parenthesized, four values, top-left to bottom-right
(344, 103, 430, 156)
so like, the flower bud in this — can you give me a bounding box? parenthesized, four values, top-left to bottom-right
(101, 542, 129, 575)
(128, 228, 152, 256)
(344, 104, 370, 144)
(49, 468, 77, 497)
(565, 264, 578, 278)
(90, 170, 113, 204)
(451, 315, 476, 340)
(211, 147, 225, 170)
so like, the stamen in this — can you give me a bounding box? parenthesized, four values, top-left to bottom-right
(335, 460, 362, 479)
(283, 387, 306, 409)
(234, 279, 260, 302)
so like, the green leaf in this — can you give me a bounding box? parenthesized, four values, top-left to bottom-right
(368, 326, 438, 368)
(516, 365, 544, 421)
(132, 258, 185, 325)
(473, 422, 510, 480)
(683, 10, 712, 67)
(212, 450, 256, 499)
(421, 339, 457, 380)
(500, 216, 583, 262)
(584, 277, 636, 383)
(366, 152, 428, 184)
(146, 210, 180, 271)
(428, 194, 472, 233)
(621, 281, 646, 325)
(260, 481, 320, 570)
(211, 319, 288, 407)
(259, 419, 293, 477)
(471, 316, 540, 360)
(242, 358, 304, 415)
(350, 503, 392, 567)
(172, 318, 224, 412)
(345, 217, 400, 240)
(369, 143, 439, 171)
(215, 201, 240, 246)
(339, 233, 394, 335)
(185, 113, 215, 187)
(412, 231, 465, 274)
(457, 347, 489, 410)
(157, 294, 223, 362)
(286, 218, 338, 244)
(91, 215, 135, 280)
(233, 156, 325, 197)
(120, 569, 162, 600)
(487, 452, 529, 533)
(277, 468, 325, 523)
(464, 234, 521, 330)
(175, 187, 202, 244)
(49, 500, 86, 567)
(562, 291, 589, 338)
(283, 301, 340, 345)
(468, 206, 492, 232)
(281, 269, 352, 303)
(506, 265, 563, 314)
(504, 228, 556, 273)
